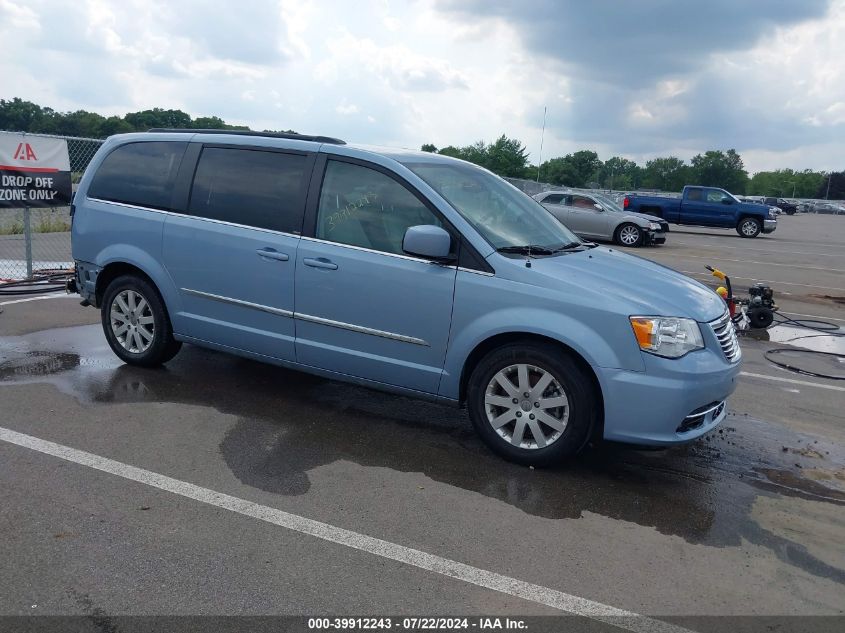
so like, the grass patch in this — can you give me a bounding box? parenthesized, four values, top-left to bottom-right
(0, 217, 70, 235)
(36, 217, 71, 233)
(0, 222, 24, 235)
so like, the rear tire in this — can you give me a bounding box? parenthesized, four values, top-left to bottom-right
(737, 217, 761, 238)
(615, 223, 643, 247)
(101, 275, 182, 367)
(466, 343, 596, 466)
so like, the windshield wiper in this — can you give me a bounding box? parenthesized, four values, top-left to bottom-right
(496, 245, 556, 256)
(551, 242, 587, 251)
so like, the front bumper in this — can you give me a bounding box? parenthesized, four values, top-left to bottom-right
(597, 343, 741, 446)
(644, 230, 666, 245)
(762, 219, 777, 234)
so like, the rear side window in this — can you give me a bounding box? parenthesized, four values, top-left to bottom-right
(89, 141, 186, 210)
(541, 194, 564, 204)
(188, 147, 308, 233)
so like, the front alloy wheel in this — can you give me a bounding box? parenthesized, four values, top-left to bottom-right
(484, 364, 569, 449)
(737, 217, 761, 238)
(467, 343, 595, 465)
(616, 223, 643, 247)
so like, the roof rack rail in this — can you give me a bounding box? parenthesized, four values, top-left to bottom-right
(146, 129, 346, 145)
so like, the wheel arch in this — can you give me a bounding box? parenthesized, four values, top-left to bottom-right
(458, 332, 605, 439)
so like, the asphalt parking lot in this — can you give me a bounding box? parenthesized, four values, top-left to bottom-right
(0, 214, 843, 631)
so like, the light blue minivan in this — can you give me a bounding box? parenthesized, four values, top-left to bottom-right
(70, 130, 741, 465)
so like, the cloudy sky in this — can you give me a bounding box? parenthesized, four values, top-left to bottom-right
(2, 0, 844, 173)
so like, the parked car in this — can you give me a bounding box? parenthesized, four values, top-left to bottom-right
(533, 190, 668, 247)
(812, 201, 845, 215)
(623, 186, 777, 237)
(70, 130, 740, 465)
(761, 197, 797, 215)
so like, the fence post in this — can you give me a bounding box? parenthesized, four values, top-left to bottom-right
(23, 207, 33, 279)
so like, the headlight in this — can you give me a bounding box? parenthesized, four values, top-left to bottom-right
(630, 316, 704, 358)
(768, 208, 777, 219)
(648, 222, 661, 230)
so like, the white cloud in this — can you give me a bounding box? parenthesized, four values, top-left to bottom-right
(0, 0, 843, 173)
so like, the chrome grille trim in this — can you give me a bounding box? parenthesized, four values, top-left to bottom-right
(709, 311, 741, 363)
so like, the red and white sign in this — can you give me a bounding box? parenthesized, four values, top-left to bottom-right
(0, 131, 72, 208)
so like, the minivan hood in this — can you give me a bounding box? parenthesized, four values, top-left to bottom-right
(514, 247, 726, 322)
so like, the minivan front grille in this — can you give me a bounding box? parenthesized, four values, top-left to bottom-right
(710, 311, 741, 363)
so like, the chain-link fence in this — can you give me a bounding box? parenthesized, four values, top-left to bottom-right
(0, 133, 104, 281)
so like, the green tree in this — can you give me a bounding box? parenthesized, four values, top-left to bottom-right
(642, 157, 689, 192)
(52, 110, 106, 137)
(747, 168, 825, 198)
(99, 116, 134, 136)
(689, 149, 748, 193)
(816, 171, 845, 200)
(598, 156, 642, 190)
(420, 143, 438, 153)
(124, 108, 193, 130)
(537, 150, 601, 187)
(538, 156, 579, 187)
(0, 98, 53, 132)
(484, 135, 530, 178)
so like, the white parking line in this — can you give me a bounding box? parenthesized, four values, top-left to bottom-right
(681, 270, 845, 293)
(674, 241, 845, 258)
(0, 293, 72, 306)
(652, 252, 844, 273)
(0, 427, 689, 633)
(779, 311, 845, 324)
(740, 372, 845, 392)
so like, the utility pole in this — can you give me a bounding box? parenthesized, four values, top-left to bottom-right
(826, 172, 832, 199)
(536, 106, 546, 183)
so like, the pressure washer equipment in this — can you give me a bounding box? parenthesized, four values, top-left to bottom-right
(705, 265, 776, 330)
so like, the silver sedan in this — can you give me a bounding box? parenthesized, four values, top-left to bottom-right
(533, 191, 668, 247)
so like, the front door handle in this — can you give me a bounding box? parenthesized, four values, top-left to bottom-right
(303, 257, 338, 270)
(256, 248, 289, 262)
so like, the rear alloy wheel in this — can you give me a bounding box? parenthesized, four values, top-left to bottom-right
(101, 275, 182, 367)
(615, 223, 643, 247)
(467, 344, 595, 465)
(737, 217, 762, 238)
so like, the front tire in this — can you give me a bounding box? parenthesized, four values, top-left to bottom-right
(615, 223, 643, 247)
(101, 275, 181, 367)
(466, 343, 596, 466)
(737, 217, 761, 238)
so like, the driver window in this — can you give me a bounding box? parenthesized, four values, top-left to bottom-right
(316, 160, 442, 255)
(571, 195, 596, 209)
(705, 189, 726, 203)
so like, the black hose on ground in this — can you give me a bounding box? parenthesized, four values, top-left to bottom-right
(763, 348, 845, 381)
(760, 309, 844, 381)
(0, 269, 74, 297)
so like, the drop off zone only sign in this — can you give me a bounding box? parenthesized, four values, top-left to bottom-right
(0, 131, 72, 208)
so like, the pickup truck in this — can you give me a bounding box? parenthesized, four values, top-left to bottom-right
(623, 186, 777, 238)
(761, 197, 797, 215)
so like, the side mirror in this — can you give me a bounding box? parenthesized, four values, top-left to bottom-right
(403, 225, 453, 261)
(593, 203, 604, 211)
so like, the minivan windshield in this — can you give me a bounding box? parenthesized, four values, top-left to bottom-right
(403, 161, 581, 251)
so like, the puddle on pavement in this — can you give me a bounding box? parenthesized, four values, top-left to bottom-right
(2, 324, 844, 583)
(741, 324, 845, 355)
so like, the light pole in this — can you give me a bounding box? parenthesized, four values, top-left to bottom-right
(536, 106, 547, 183)
(826, 172, 832, 200)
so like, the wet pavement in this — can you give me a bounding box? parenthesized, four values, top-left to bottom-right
(1, 317, 844, 619)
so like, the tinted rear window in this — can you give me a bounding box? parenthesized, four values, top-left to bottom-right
(89, 141, 186, 210)
(188, 147, 308, 233)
